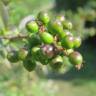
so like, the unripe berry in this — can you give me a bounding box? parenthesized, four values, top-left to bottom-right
(38, 11, 50, 25)
(18, 48, 28, 60)
(66, 49, 74, 55)
(62, 21, 72, 30)
(60, 30, 73, 39)
(28, 34, 41, 48)
(61, 35, 74, 49)
(40, 32, 54, 44)
(31, 47, 49, 65)
(64, 30, 73, 36)
(23, 58, 36, 72)
(74, 37, 82, 48)
(26, 21, 39, 33)
(69, 51, 83, 65)
(48, 20, 63, 35)
(50, 55, 63, 71)
(7, 51, 19, 63)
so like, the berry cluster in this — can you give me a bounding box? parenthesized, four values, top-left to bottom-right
(7, 11, 83, 72)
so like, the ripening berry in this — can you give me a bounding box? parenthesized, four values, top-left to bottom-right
(41, 44, 55, 58)
(69, 51, 83, 65)
(40, 32, 54, 44)
(61, 35, 74, 49)
(26, 21, 39, 33)
(37, 11, 50, 25)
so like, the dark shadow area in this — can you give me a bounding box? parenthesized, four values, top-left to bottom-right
(55, 0, 88, 12)
(85, 20, 96, 28)
(47, 36, 96, 81)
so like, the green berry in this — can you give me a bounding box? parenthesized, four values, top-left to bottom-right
(62, 21, 72, 30)
(50, 56, 63, 71)
(74, 37, 82, 48)
(48, 20, 63, 35)
(60, 30, 73, 39)
(69, 51, 83, 65)
(64, 30, 73, 36)
(61, 35, 74, 49)
(26, 21, 39, 33)
(28, 34, 41, 48)
(18, 48, 28, 60)
(66, 49, 74, 55)
(7, 51, 19, 63)
(40, 32, 54, 44)
(31, 47, 49, 65)
(23, 58, 36, 72)
(38, 11, 50, 25)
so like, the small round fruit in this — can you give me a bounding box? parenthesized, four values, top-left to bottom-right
(38, 11, 50, 25)
(40, 32, 54, 44)
(74, 37, 82, 48)
(23, 58, 36, 72)
(64, 30, 73, 36)
(50, 56, 63, 70)
(66, 49, 74, 55)
(28, 34, 41, 48)
(41, 44, 55, 58)
(31, 47, 49, 65)
(62, 21, 72, 30)
(7, 51, 19, 63)
(18, 48, 28, 60)
(26, 21, 39, 33)
(60, 30, 73, 39)
(69, 51, 83, 65)
(31, 47, 40, 53)
(48, 20, 63, 35)
(59, 31, 66, 38)
(61, 35, 74, 49)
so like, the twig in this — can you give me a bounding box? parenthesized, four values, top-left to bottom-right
(0, 35, 28, 40)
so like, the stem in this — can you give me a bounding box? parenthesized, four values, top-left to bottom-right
(0, 35, 28, 40)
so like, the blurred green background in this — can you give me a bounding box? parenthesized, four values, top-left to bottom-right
(0, 0, 96, 96)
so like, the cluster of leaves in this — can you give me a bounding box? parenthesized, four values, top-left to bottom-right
(4, 11, 83, 72)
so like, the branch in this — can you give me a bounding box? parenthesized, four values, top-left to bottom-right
(0, 35, 28, 40)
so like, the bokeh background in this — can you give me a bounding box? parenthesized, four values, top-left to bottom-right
(0, 0, 96, 96)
